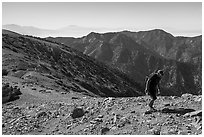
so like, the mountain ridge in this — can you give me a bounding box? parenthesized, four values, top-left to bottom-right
(3, 24, 202, 38)
(47, 29, 201, 96)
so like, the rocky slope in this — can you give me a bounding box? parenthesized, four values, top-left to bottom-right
(48, 29, 202, 96)
(2, 29, 143, 98)
(121, 29, 202, 63)
(2, 29, 202, 135)
(2, 76, 202, 135)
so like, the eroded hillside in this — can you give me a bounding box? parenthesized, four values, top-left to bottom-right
(2, 29, 143, 98)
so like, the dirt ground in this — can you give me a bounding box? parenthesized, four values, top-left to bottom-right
(2, 75, 202, 135)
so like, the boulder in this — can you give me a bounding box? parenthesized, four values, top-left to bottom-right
(181, 93, 193, 99)
(193, 95, 202, 102)
(161, 108, 195, 115)
(101, 127, 110, 135)
(71, 107, 85, 119)
(131, 110, 136, 113)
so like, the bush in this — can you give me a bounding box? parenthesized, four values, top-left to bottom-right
(2, 69, 9, 76)
(2, 84, 22, 103)
(2, 84, 12, 97)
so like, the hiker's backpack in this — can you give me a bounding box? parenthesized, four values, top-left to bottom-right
(144, 70, 158, 94)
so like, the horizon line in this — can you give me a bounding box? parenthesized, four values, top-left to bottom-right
(2, 23, 202, 38)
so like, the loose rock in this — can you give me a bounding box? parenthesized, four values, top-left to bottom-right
(71, 107, 85, 119)
(184, 110, 202, 117)
(101, 127, 110, 135)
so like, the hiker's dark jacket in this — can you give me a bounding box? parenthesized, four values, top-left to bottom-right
(148, 74, 161, 89)
(145, 73, 161, 95)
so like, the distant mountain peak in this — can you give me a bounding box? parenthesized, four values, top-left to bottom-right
(138, 29, 173, 37)
(88, 31, 100, 35)
(86, 32, 102, 39)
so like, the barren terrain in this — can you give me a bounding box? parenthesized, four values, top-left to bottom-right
(2, 30, 202, 135)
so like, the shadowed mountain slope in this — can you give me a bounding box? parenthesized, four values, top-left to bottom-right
(2, 29, 143, 97)
(47, 29, 202, 96)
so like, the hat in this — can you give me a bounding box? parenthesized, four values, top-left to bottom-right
(157, 70, 164, 76)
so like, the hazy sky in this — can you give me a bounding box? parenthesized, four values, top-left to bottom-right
(2, 2, 202, 37)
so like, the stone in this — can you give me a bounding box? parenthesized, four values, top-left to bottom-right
(184, 110, 202, 117)
(67, 124, 72, 129)
(45, 90, 52, 93)
(176, 113, 181, 117)
(90, 120, 97, 124)
(191, 116, 202, 131)
(98, 115, 103, 118)
(144, 111, 153, 114)
(131, 110, 136, 113)
(118, 117, 131, 128)
(171, 96, 179, 99)
(113, 114, 117, 124)
(120, 106, 125, 110)
(168, 115, 174, 119)
(164, 103, 171, 107)
(181, 93, 193, 99)
(36, 111, 47, 118)
(153, 129, 161, 135)
(161, 108, 195, 115)
(39, 89, 46, 93)
(186, 125, 191, 130)
(94, 118, 103, 122)
(83, 128, 88, 132)
(71, 107, 85, 119)
(193, 96, 202, 102)
(101, 127, 110, 135)
(71, 97, 79, 99)
(111, 126, 117, 130)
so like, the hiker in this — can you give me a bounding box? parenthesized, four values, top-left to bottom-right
(145, 69, 164, 111)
